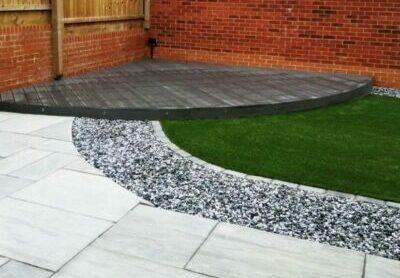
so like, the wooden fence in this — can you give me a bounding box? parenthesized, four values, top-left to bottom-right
(0, 0, 146, 21)
(64, 0, 144, 23)
(0, 0, 51, 11)
(0, 0, 150, 78)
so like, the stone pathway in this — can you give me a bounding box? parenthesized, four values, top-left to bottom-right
(72, 118, 400, 260)
(0, 111, 398, 277)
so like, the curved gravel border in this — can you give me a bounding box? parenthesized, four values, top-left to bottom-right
(152, 122, 400, 209)
(72, 118, 400, 260)
(372, 87, 400, 98)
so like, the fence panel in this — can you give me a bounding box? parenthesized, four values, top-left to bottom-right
(1, 0, 148, 79)
(0, 0, 51, 10)
(64, 0, 144, 23)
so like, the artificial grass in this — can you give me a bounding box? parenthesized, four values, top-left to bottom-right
(162, 95, 400, 203)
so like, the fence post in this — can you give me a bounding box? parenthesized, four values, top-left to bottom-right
(144, 0, 150, 29)
(52, 0, 64, 79)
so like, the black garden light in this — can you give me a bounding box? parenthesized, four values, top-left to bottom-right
(148, 38, 158, 59)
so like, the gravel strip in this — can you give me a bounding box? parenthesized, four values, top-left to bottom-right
(72, 118, 400, 260)
(372, 87, 400, 98)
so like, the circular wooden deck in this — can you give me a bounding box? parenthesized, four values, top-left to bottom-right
(0, 60, 372, 120)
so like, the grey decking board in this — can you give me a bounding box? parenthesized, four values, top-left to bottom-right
(0, 59, 372, 120)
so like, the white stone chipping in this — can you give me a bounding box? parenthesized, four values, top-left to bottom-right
(72, 117, 400, 260)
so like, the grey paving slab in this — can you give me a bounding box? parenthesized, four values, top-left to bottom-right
(63, 157, 104, 176)
(0, 260, 53, 278)
(0, 113, 16, 123)
(52, 245, 207, 278)
(387, 201, 400, 209)
(30, 119, 74, 141)
(33, 139, 79, 155)
(365, 255, 400, 278)
(0, 60, 371, 120)
(0, 132, 48, 158)
(9, 153, 76, 181)
(0, 175, 34, 199)
(0, 258, 8, 268)
(0, 115, 68, 134)
(12, 169, 140, 221)
(0, 198, 112, 271)
(95, 205, 217, 268)
(187, 223, 365, 278)
(355, 195, 386, 206)
(0, 149, 51, 175)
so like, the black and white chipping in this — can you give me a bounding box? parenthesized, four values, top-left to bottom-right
(372, 87, 400, 98)
(72, 117, 400, 261)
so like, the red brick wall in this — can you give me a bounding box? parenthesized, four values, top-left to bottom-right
(150, 0, 400, 88)
(0, 25, 53, 93)
(64, 22, 147, 76)
(0, 21, 148, 93)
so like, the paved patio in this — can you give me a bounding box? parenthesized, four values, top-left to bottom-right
(0, 111, 398, 277)
(0, 60, 372, 120)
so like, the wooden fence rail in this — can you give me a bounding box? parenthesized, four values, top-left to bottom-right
(0, 0, 50, 11)
(0, 0, 145, 19)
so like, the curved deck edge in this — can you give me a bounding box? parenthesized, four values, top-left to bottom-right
(0, 80, 372, 120)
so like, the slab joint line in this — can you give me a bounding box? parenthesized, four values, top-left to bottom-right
(183, 221, 219, 270)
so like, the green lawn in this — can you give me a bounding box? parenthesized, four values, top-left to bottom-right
(162, 95, 400, 202)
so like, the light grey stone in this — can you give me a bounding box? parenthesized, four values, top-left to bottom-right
(0, 175, 33, 199)
(175, 148, 191, 158)
(64, 157, 104, 176)
(187, 223, 365, 278)
(0, 149, 51, 175)
(0, 115, 68, 134)
(0, 260, 53, 278)
(299, 184, 326, 194)
(12, 169, 140, 222)
(365, 255, 400, 278)
(0, 112, 15, 123)
(188, 156, 207, 166)
(205, 163, 225, 172)
(9, 153, 76, 181)
(247, 175, 273, 183)
(96, 205, 217, 268)
(30, 120, 73, 142)
(386, 201, 400, 209)
(33, 140, 79, 155)
(0, 257, 8, 267)
(0, 132, 47, 158)
(271, 179, 299, 189)
(165, 141, 180, 151)
(326, 190, 356, 200)
(355, 195, 386, 206)
(137, 198, 154, 207)
(156, 131, 169, 142)
(223, 169, 247, 178)
(52, 245, 206, 278)
(151, 121, 162, 133)
(152, 123, 180, 151)
(0, 198, 112, 271)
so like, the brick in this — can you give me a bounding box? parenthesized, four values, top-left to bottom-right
(150, 0, 400, 88)
(0, 23, 148, 93)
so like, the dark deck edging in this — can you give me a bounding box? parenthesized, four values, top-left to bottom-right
(0, 80, 372, 120)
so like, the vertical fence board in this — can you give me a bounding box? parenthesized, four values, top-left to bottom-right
(144, 0, 150, 28)
(52, 0, 64, 79)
